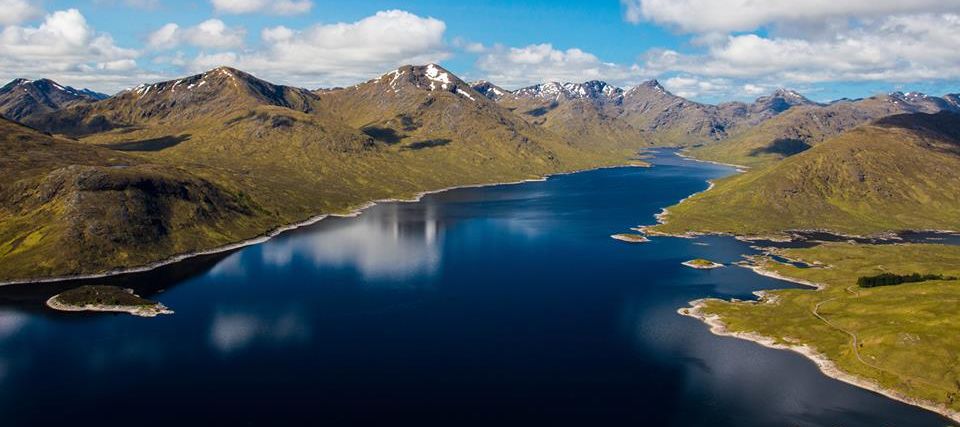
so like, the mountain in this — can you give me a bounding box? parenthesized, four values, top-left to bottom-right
(651, 111, 960, 237)
(0, 116, 273, 281)
(21, 67, 325, 137)
(689, 91, 960, 167)
(0, 78, 107, 122)
(511, 80, 624, 104)
(617, 80, 739, 145)
(489, 79, 648, 149)
(314, 63, 634, 160)
(2, 65, 640, 282)
(469, 80, 510, 101)
(749, 88, 819, 117)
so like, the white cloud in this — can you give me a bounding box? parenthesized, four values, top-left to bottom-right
(148, 19, 245, 50)
(451, 37, 486, 53)
(663, 76, 733, 99)
(476, 43, 641, 88)
(147, 23, 179, 49)
(742, 83, 769, 96)
(0, 0, 42, 25)
(181, 10, 448, 87)
(210, 0, 312, 15)
(622, 0, 960, 33)
(643, 14, 960, 83)
(0, 8, 152, 92)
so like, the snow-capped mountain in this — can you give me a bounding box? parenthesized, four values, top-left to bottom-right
(513, 80, 624, 104)
(470, 80, 511, 101)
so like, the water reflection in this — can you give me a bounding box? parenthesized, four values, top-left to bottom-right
(0, 150, 952, 426)
(209, 306, 312, 354)
(261, 204, 443, 280)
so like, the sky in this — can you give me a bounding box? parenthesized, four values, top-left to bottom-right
(1, 0, 960, 103)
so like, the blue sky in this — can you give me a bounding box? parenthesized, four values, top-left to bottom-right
(3, 0, 960, 103)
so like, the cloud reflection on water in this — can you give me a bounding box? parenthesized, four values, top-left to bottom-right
(260, 204, 444, 281)
(209, 307, 311, 354)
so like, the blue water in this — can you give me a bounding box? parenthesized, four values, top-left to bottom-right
(0, 150, 952, 426)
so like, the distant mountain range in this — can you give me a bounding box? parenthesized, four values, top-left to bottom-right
(1, 63, 959, 282)
(0, 78, 107, 122)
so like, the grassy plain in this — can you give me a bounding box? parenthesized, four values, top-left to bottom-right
(692, 243, 960, 418)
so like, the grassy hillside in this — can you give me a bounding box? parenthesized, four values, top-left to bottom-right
(652, 112, 960, 237)
(0, 66, 645, 282)
(687, 243, 960, 420)
(0, 118, 277, 281)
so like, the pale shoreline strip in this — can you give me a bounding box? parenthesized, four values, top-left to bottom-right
(46, 296, 173, 317)
(680, 298, 960, 423)
(667, 151, 960, 422)
(0, 162, 647, 286)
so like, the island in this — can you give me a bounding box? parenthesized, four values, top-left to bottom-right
(46, 285, 173, 317)
(682, 258, 724, 269)
(610, 233, 650, 243)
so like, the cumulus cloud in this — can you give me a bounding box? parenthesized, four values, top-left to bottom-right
(622, 0, 960, 33)
(621, 0, 960, 101)
(0, 0, 42, 25)
(0, 8, 152, 92)
(179, 10, 448, 87)
(662, 76, 734, 99)
(476, 43, 641, 88)
(643, 14, 960, 83)
(210, 0, 312, 15)
(147, 19, 245, 50)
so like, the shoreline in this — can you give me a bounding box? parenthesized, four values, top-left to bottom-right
(675, 149, 749, 172)
(638, 153, 959, 242)
(679, 299, 960, 424)
(46, 295, 174, 317)
(663, 150, 960, 423)
(0, 161, 647, 287)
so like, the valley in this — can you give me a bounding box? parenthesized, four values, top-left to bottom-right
(3, 62, 960, 423)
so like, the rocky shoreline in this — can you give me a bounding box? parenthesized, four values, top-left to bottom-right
(46, 286, 173, 318)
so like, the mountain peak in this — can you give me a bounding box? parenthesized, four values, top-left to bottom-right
(470, 80, 510, 101)
(625, 79, 671, 98)
(773, 88, 806, 99)
(0, 77, 108, 121)
(750, 88, 816, 115)
(369, 64, 480, 102)
(513, 80, 624, 103)
(643, 79, 664, 89)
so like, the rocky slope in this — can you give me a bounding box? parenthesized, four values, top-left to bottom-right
(690, 91, 960, 167)
(491, 80, 648, 150)
(20, 67, 326, 137)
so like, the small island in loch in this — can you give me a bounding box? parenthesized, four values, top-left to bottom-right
(46, 285, 173, 317)
(682, 259, 724, 269)
(611, 233, 650, 243)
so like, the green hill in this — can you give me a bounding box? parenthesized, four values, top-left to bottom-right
(0, 117, 276, 281)
(652, 112, 960, 237)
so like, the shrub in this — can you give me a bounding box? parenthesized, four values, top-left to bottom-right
(857, 273, 957, 288)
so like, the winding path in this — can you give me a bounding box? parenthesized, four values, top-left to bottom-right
(811, 286, 942, 390)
